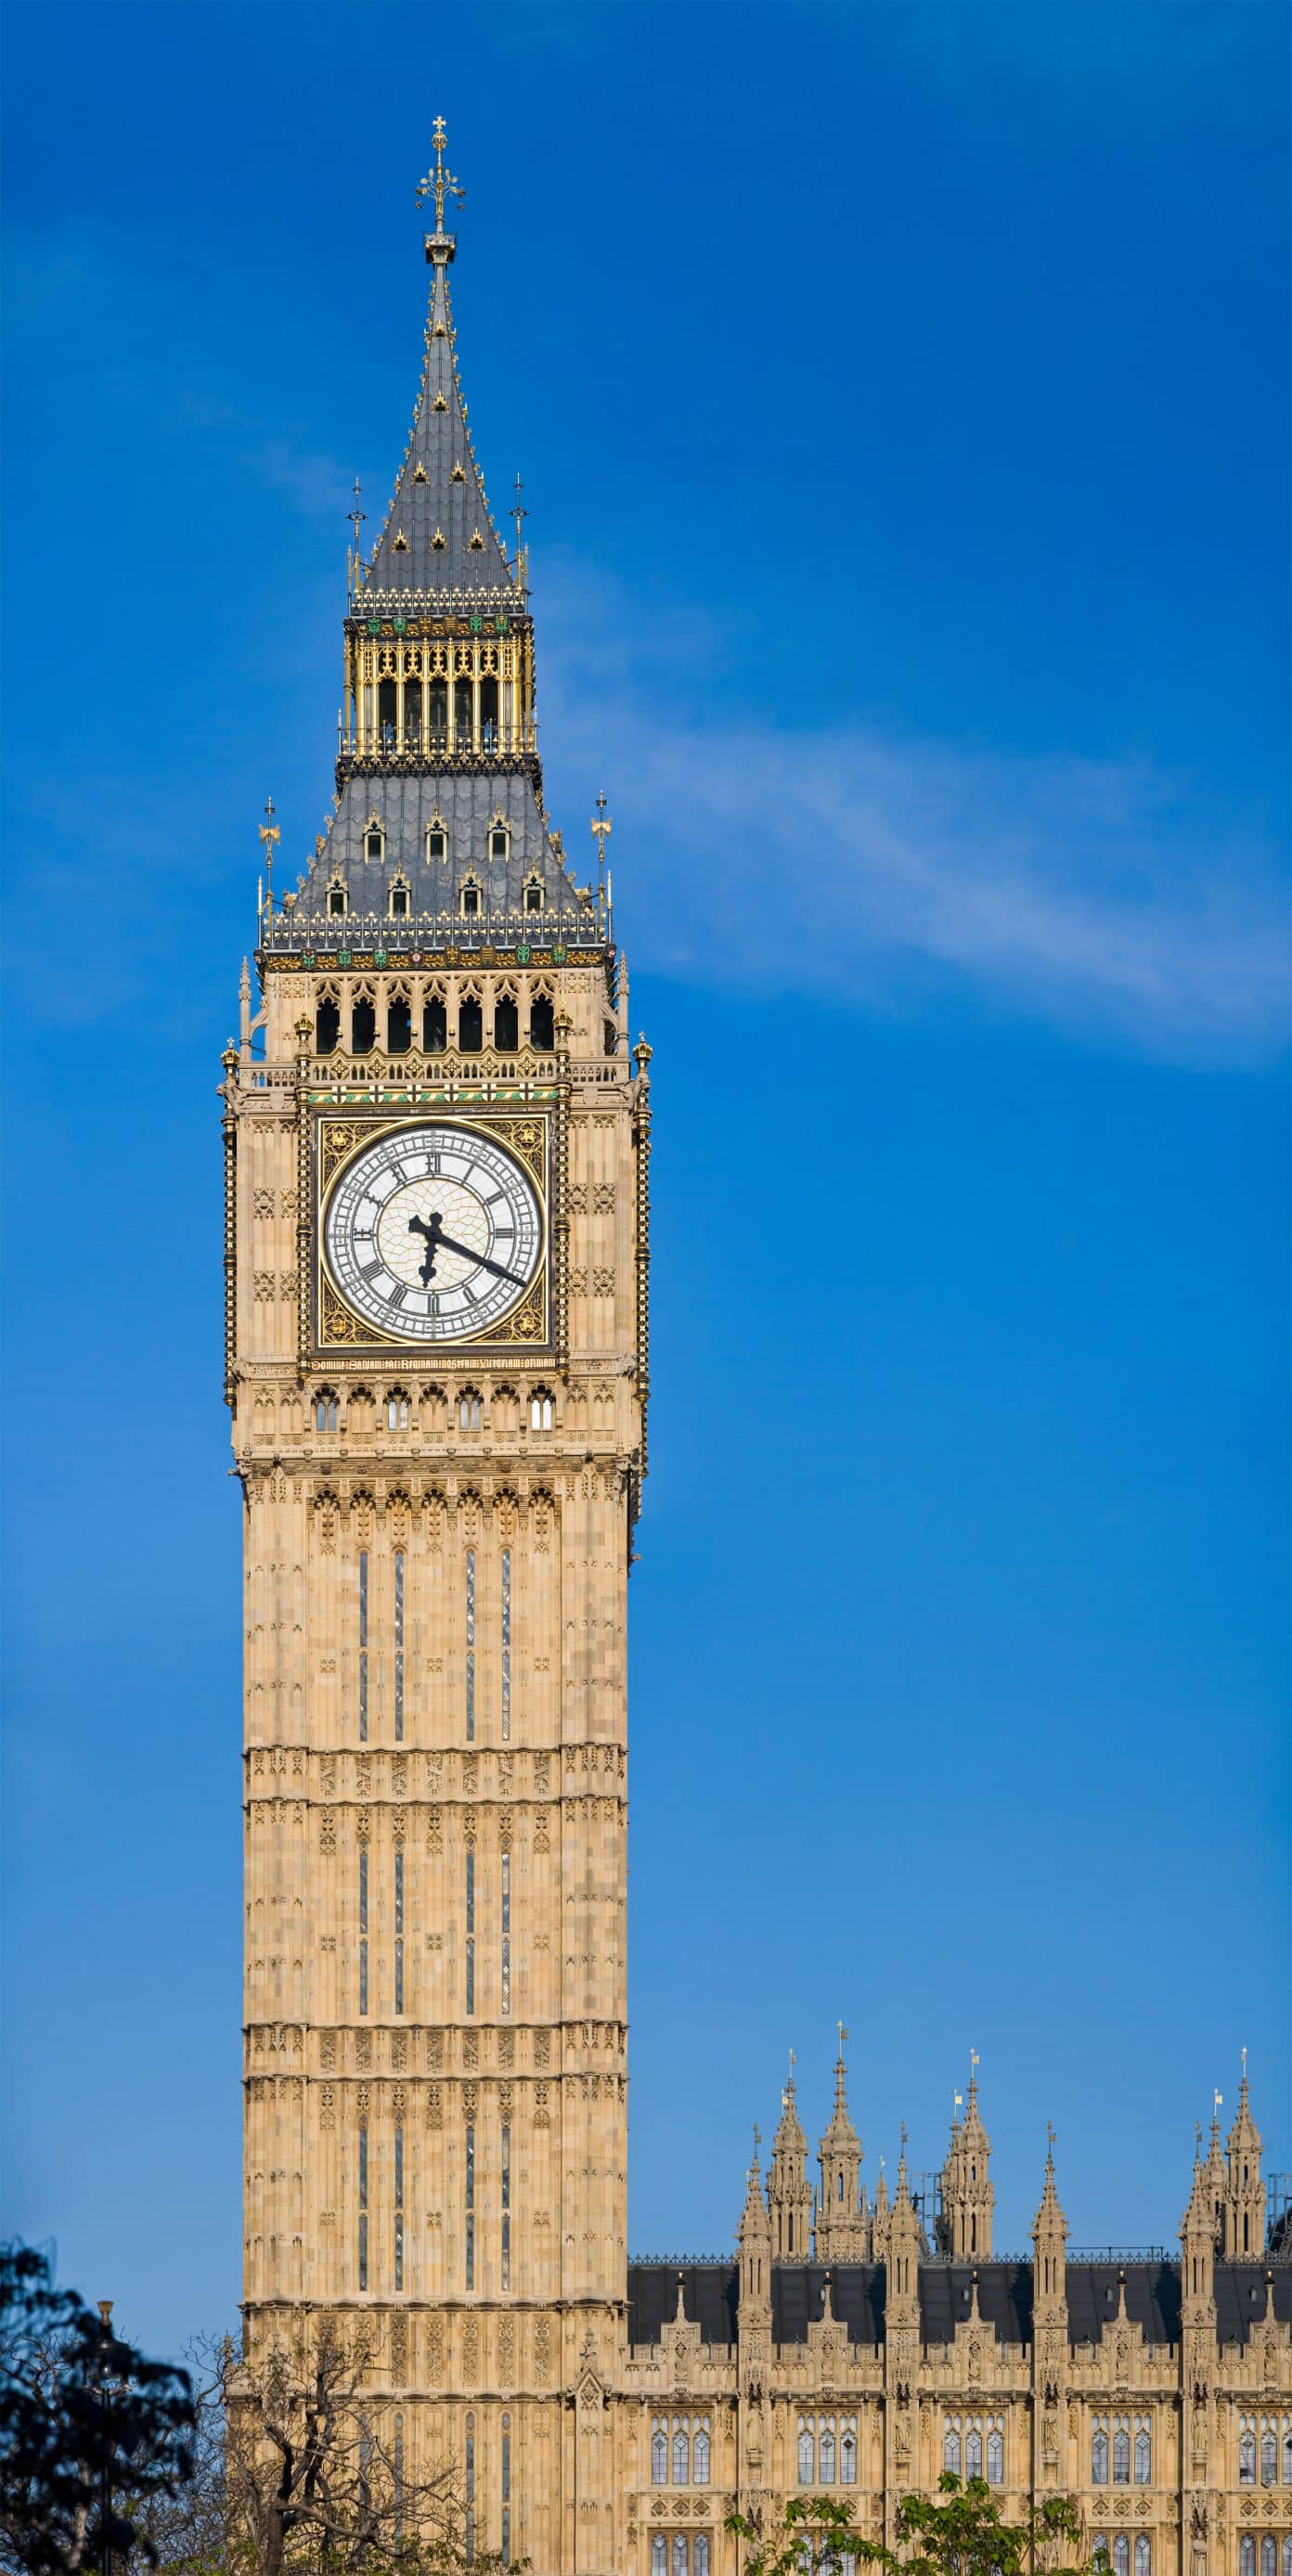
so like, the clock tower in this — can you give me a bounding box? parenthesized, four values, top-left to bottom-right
(226, 123, 648, 2573)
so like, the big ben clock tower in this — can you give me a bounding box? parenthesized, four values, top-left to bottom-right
(225, 124, 648, 2573)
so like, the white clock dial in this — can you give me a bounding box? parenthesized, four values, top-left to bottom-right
(323, 1124, 543, 1344)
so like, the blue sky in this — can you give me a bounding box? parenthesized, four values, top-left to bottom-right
(2, 0, 1287, 2356)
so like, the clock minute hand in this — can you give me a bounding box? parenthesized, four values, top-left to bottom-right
(430, 1223, 529, 1289)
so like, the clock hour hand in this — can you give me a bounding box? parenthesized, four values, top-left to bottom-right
(407, 1210, 443, 1285)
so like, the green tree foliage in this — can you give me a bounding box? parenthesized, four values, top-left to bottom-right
(727, 2473, 1108, 2576)
(0, 2244, 196, 2576)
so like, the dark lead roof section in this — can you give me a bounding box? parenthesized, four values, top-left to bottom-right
(627, 2265, 739, 2348)
(293, 771, 588, 926)
(362, 253, 514, 599)
(1215, 2265, 1292, 2343)
(1065, 2264, 1182, 2347)
(626, 2260, 1234, 2350)
(919, 2265, 1034, 2348)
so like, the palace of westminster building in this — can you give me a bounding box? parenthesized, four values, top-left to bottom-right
(227, 126, 1291, 2576)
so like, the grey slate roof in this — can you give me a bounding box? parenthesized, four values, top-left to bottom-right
(361, 252, 514, 599)
(291, 768, 590, 929)
(625, 2259, 1243, 2351)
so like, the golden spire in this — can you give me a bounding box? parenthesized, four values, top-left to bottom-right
(416, 114, 465, 238)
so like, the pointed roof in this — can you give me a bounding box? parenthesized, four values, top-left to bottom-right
(771, 2068, 808, 2162)
(1032, 2129, 1068, 2239)
(1226, 2054, 1262, 2163)
(739, 2135, 771, 2240)
(820, 2036, 861, 2157)
(362, 235, 515, 600)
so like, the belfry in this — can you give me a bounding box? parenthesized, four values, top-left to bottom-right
(226, 127, 1290, 2576)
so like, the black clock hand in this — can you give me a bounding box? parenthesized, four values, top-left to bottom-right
(407, 1211, 442, 1286)
(430, 1223, 529, 1289)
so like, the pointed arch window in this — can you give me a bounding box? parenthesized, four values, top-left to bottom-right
(523, 875, 544, 914)
(315, 1390, 339, 1433)
(944, 2424, 962, 2478)
(818, 2421, 836, 2484)
(693, 2543, 710, 2576)
(671, 2541, 687, 2576)
(1134, 2420, 1152, 2485)
(1092, 2540, 1107, 2571)
(1283, 2424, 1292, 2485)
(840, 2419, 857, 2484)
(529, 1392, 553, 1432)
(493, 989, 519, 1051)
(672, 2428, 689, 2485)
(1240, 2419, 1257, 2484)
(351, 992, 376, 1054)
(366, 820, 385, 861)
(1111, 2541, 1129, 2576)
(1261, 2424, 1278, 2486)
(691, 2423, 710, 2485)
(460, 881, 482, 921)
(797, 2423, 815, 2487)
(386, 990, 412, 1053)
(489, 821, 510, 862)
(652, 2543, 667, 2576)
(459, 1390, 482, 1432)
(1239, 2545, 1255, 2576)
(1092, 2421, 1109, 2485)
(1261, 2545, 1276, 2576)
(459, 991, 484, 1049)
(386, 1391, 409, 1432)
(1281, 2542, 1292, 2576)
(987, 2426, 1003, 2485)
(965, 2424, 982, 2480)
(651, 2426, 667, 2484)
(1112, 2420, 1130, 2484)
(1134, 2544, 1151, 2576)
(529, 992, 554, 1050)
(328, 879, 347, 918)
(316, 991, 341, 1052)
(422, 990, 447, 1053)
(389, 875, 410, 920)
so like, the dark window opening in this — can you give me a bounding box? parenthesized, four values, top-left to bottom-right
(524, 882, 543, 913)
(366, 827, 383, 861)
(390, 882, 408, 917)
(387, 998, 412, 1053)
(329, 884, 346, 918)
(494, 996, 519, 1050)
(428, 680, 447, 740)
(603, 1020, 617, 1056)
(480, 676, 498, 748)
(454, 677, 473, 738)
(530, 995, 554, 1050)
(378, 680, 397, 749)
(428, 826, 446, 860)
(459, 997, 484, 1051)
(316, 998, 341, 1052)
(490, 828, 508, 862)
(422, 997, 446, 1052)
(461, 883, 481, 918)
(352, 998, 376, 1053)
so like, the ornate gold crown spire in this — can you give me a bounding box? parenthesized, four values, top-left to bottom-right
(416, 112, 465, 260)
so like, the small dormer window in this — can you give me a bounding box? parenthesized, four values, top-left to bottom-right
(412, 462, 428, 483)
(523, 879, 543, 914)
(490, 827, 509, 862)
(427, 823, 447, 861)
(393, 531, 408, 552)
(365, 823, 384, 861)
(389, 879, 409, 919)
(461, 881, 481, 919)
(451, 461, 467, 482)
(328, 882, 346, 918)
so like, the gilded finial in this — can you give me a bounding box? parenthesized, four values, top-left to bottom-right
(416, 115, 465, 237)
(259, 796, 279, 913)
(512, 470, 528, 576)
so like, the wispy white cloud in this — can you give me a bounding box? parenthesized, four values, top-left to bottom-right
(538, 565, 1288, 1060)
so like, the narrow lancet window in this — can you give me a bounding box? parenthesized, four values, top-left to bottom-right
(501, 1550, 511, 1742)
(465, 1547, 475, 1739)
(501, 1847, 510, 2018)
(394, 1847, 404, 2016)
(465, 2125, 475, 2289)
(465, 1845, 475, 2015)
(357, 2119, 368, 2291)
(394, 2122, 405, 2290)
(500, 2415, 510, 2570)
(394, 1548, 405, 1741)
(501, 2120, 510, 2290)
(358, 1848, 368, 2016)
(357, 1550, 368, 1742)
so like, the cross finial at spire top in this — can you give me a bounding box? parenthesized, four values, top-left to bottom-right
(837, 2019, 848, 2059)
(417, 114, 465, 247)
(259, 797, 279, 847)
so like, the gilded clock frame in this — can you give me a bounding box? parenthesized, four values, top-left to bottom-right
(309, 1106, 553, 1359)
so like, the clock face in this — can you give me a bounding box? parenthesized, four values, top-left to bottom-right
(323, 1123, 543, 1344)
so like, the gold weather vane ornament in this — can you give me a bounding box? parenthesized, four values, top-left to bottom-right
(416, 115, 465, 233)
(259, 795, 280, 914)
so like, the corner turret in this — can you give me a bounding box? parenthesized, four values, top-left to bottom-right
(768, 2058, 813, 2262)
(937, 2055, 994, 2260)
(814, 2027, 868, 2262)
